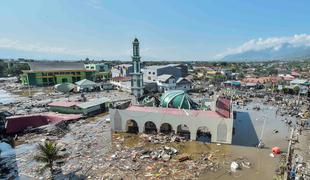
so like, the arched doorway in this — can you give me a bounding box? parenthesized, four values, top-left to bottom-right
(126, 119, 139, 134)
(217, 123, 227, 142)
(144, 121, 157, 134)
(196, 126, 212, 143)
(160, 123, 173, 134)
(177, 124, 191, 140)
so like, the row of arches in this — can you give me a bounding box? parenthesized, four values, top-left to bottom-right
(126, 119, 213, 143)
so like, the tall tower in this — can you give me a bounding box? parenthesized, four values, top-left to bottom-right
(131, 38, 144, 98)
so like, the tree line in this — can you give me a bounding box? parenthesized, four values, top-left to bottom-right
(0, 60, 30, 77)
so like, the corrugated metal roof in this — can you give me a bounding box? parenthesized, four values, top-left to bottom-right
(28, 61, 85, 71)
(157, 74, 175, 82)
(291, 79, 308, 84)
(176, 77, 190, 84)
(77, 98, 110, 109)
(75, 79, 97, 86)
(144, 64, 180, 70)
(6, 112, 81, 134)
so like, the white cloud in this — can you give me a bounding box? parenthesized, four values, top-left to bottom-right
(0, 37, 111, 58)
(86, 0, 104, 10)
(215, 34, 310, 59)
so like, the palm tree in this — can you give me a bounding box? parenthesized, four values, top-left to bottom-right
(34, 140, 65, 179)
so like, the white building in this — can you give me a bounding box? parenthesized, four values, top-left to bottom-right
(142, 64, 188, 82)
(176, 77, 192, 92)
(110, 77, 132, 93)
(85, 63, 109, 72)
(111, 64, 133, 78)
(157, 74, 176, 92)
(75, 79, 98, 92)
(156, 75, 192, 93)
(110, 91, 233, 143)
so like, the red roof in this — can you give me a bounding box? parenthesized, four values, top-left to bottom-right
(112, 76, 131, 82)
(48, 101, 79, 107)
(242, 76, 280, 84)
(283, 76, 295, 81)
(6, 112, 81, 134)
(216, 98, 231, 118)
(126, 106, 228, 118)
(291, 71, 300, 77)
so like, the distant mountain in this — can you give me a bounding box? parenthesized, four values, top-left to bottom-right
(221, 45, 310, 61)
(217, 34, 310, 61)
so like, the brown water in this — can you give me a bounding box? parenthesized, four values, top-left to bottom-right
(114, 101, 291, 179)
(12, 86, 55, 97)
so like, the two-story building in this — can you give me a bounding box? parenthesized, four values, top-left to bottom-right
(21, 61, 95, 86)
(142, 64, 188, 82)
(111, 64, 133, 78)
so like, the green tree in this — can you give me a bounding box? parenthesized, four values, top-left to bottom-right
(34, 141, 65, 179)
(7, 63, 30, 76)
(283, 87, 289, 94)
(212, 74, 227, 84)
(293, 86, 300, 94)
(0, 60, 8, 77)
(238, 72, 245, 79)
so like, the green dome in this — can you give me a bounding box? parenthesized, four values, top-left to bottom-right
(160, 90, 197, 110)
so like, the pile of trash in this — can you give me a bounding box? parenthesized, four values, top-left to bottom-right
(137, 146, 178, 161)
(140, 133, 188, 144)
(230, 158, 251, 172)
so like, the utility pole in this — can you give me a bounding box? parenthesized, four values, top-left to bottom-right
(297, 86, 301, 108)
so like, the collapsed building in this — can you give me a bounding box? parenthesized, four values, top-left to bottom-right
(110, 90, 233, 144)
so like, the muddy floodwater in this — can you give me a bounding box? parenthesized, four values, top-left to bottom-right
(12, 86, 55, 97)
(204, 101, 294, 179)
(118, 100, 293, 179)
(0, 89, 17, 104)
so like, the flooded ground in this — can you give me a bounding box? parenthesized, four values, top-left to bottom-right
(114, 100, 293, 179)
(11, 86, 55, 97)
(201, 100, 294, 179)
(0, 89, 17, 104)
(0, 82, 297, 179)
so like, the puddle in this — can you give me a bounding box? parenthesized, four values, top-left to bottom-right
(0, 89, 17, 104)
(12, 86, 55, 97)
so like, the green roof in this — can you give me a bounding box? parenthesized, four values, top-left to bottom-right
(160, 90, 197, 110)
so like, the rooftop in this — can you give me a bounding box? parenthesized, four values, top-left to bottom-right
(290, 79, 309, 84)
(48, 101, 79, 107)
(126, 106, 226, 118)
(114, 64, 132, 68)
(6, 112, 82, 134)
(144, 64, 180, 70)
(157, 74, 175, 82)
(48, 98, 110, 109)
(160, 90, 198, 110)
(111, 76, 131, 82)
(26, 61, 88, 72)
(75, 79, 97, 86)
(242, 76, 280, 84)
(77, 97, 110, 109)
